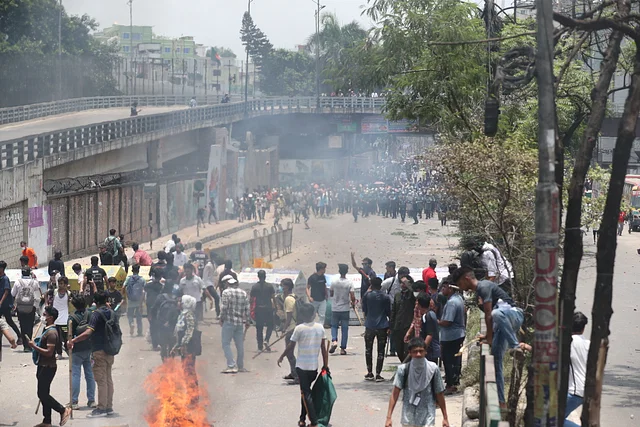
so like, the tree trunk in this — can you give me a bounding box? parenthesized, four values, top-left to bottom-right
(581, 41, 640, 427)
(558, 22, 625, 425)
(524, 365, 535, 426)
(507, 359, 525, 426)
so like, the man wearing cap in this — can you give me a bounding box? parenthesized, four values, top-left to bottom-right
(351, 252, 377, 299)
(422, 258, 438, 284)
(220, 274, 250, 373)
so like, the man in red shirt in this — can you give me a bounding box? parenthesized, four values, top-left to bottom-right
(20, 241, 38, 268)
(618, 211, 626, 236)
(131, 242, 153, 266)
(421, 258, 437, 284)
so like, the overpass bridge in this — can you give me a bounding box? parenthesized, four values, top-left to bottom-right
(0, 95, 385, 267)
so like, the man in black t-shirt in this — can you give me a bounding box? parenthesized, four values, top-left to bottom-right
(451, 267, 526, 408)
(190, 242, 209, 278)
(306, 262, 328, 324)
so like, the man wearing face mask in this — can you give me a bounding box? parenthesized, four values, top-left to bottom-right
(390, 274, 417, 363)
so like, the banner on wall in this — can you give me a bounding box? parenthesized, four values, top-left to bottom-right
(388, 119, 418, 133)
(328, 135, 343, 148)
(361, 116, 389, 134)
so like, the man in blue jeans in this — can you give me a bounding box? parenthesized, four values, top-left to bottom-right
(452, 267, 527, 408)
(69, 296, 96, 409)
(220, 275, 250, 374)
(329, 264, 356, 355)
(565, 312, 589, 427)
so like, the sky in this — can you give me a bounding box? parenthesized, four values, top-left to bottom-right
(64, 0, 373, 56)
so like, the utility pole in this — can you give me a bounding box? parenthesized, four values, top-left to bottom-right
(128, 0, 134, 96)
(245, 0, 254, 117)
(314, 0, 322, 110)
(58, 0, 63, 100)
(534, 0, 559, 424)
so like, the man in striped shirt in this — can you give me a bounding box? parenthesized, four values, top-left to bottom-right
(220, 276, 250, 374)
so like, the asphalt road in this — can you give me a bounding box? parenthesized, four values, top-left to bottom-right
(0, 106, 185, 142)
(572, 227, 640, 426)
(0, 212, 463, 427)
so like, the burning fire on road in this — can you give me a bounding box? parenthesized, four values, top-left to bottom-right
(144, 358, 212, 426)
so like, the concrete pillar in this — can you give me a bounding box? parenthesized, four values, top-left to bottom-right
(147, 140, 162, 170)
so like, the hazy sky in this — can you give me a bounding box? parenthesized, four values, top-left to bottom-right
(64, 0, 373, 56)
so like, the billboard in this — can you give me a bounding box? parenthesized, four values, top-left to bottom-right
(361, 116, 389, 134)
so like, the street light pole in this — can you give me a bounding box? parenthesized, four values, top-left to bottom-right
(533, 0, 559, 424)
(58, 0, 62, 100)
(128, 0, 134, 96)
(315, 0, 321, 110)
(244, 0, 254, 118)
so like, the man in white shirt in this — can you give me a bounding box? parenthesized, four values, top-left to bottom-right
(329, 264, 355, 355)
(173, 243, 188, 269)
(481, 242, 513, 294)
(179, 263, 213, 321)
(11, 267, 42, 352)
(164, 234, 178, 254)
(565, 312, 590, 427)
(52, 277, 70, 357)
(202, 261, 221, 318)
(277, 303, 329, 427)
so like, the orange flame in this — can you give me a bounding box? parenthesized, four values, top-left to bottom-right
(144, 357, 212, 426)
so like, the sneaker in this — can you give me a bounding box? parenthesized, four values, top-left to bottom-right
(283, 374, 296, 380)
(87, 400, 96, 408)
(87, 408, 108, 418)
(340, 349, 347, 355)
(70, 402, 80, 410)
(329, 342, 338, 354)
(222, 366, 238, 374)
(238, 368, 249, 373)
(364, 373, 375, 381)
(16, 338, 23, 346)
(106, 408, 115, 416)
(60, 407, 72, 426)
(375, 375, 386, 382)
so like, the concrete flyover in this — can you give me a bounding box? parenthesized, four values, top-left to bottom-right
(0, 96, 384, 171)
(0, 95, 384, 268)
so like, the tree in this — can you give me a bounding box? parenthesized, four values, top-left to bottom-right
(260, 49, 314, 96)
(240, 12, 273, 68)
(0, 0, 119, 106)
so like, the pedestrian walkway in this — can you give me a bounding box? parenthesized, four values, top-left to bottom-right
(0, 106, 185, 142)
(66, 217, 261, 267)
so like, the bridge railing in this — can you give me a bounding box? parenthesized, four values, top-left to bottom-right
(0, 95, 385, 125)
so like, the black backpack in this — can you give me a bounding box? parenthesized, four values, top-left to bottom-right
(71, 311, 91, 337)
(156, 296, 180, 330)
(96, 309, 123, 356)
(460, 249, 486, 279)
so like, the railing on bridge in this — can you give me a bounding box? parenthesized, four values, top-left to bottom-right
(0, 97, 385, 170)
(478, 322, 509, 427)
(0, 95, 385, 126)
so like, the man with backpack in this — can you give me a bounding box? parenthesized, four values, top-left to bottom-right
(104, 229, 122, 266)
(68, 291, 122, 418)
(69, 296, 96, 410)
(150, 284, 180, 361)
(385, 337, 449, 427)
(27, 306, 72, 427)
(123, 264, 145, 337)
(12, 267, 42, 352)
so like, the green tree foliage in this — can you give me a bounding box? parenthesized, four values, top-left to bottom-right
(0, 0, 119, 106)
(365, 0, 489, 138)
(260, 49, 315, 96)
(240, 12, 273, 68)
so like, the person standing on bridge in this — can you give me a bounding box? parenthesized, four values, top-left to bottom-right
(130, 102, 141, 117)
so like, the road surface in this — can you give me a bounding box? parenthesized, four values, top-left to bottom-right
(0, 106, 185, 142)
(0, 212, 463, 427)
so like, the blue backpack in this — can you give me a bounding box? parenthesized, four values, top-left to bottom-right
(126, 275, 145, 302)
(32, 325, 57, 365)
